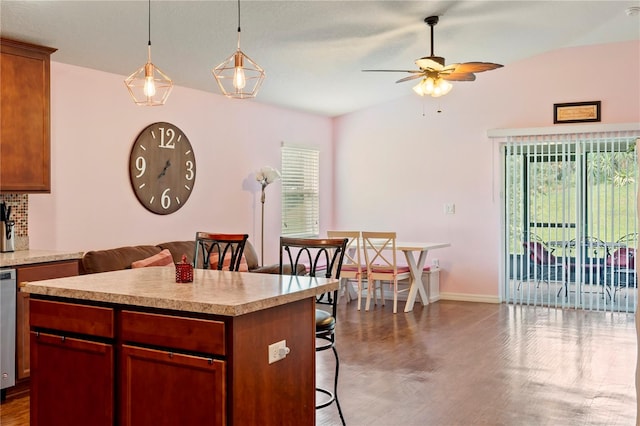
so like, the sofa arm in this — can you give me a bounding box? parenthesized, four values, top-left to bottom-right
(250, 263, 282, 274)
(250, 264, 307, 275)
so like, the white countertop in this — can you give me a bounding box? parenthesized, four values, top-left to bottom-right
(22, 266, 338, 316)
(0, 249, 84, 268)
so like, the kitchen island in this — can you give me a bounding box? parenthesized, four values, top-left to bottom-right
(22, 266, 337, 426)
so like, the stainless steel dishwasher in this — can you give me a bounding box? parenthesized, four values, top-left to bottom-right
(1, 268, 16, 397)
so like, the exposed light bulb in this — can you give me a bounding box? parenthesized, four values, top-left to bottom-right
(232, 52, 247, 90)
(233, 67, 246, 90)
(143, 75, 156, 97)
(143, 62, 156, 97)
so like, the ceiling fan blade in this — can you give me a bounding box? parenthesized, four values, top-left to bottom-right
(415, 57, 444, 71)
(453, 62, 503, 74)
(442, 72, 476, 82)
(395, 74, 424, 83)
(442, 63, 459, 72)
(362, 69, 422, 73)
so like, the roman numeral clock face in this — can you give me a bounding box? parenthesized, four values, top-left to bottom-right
(129, 122, 196, 215)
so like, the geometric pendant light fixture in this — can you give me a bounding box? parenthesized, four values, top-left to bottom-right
(124, 0, 173, 106)
(212, 0, 265, 99)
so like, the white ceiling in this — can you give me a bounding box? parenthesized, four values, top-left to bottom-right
(2, 1, 639, 117)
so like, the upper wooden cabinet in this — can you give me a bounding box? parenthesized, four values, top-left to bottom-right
(1, 38, 57, 193)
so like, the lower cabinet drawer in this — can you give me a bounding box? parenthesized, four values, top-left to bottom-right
(30, 299, 114, 338)
(120, 311, 225, 355)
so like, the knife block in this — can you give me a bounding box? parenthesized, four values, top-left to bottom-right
(1, 220, 15, 252)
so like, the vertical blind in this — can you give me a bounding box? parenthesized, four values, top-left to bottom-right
(281, 144, 319, 237)
(502, 131, 639, 313)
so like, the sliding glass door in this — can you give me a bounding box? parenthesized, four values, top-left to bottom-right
(503, 133, 638, 312)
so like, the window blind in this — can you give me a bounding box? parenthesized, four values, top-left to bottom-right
(502, 131, 638, 313)
(281, 145, 319, 237)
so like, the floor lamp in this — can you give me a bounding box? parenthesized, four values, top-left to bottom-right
(256, 166, 280, 266)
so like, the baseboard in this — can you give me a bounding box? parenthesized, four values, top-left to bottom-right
(439, 292, 501, 304)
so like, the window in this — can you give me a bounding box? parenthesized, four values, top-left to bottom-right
(281, 144, 319, 237)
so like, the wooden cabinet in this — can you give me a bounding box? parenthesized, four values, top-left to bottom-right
(30, 299, 114, 426)
(16, 260, 79, 379)
(119, 310, 227, 425)
(0, 38, 57, 193)
(120, 345, 226, 425)
(30, 333, 114, 426)
(29, 294, 316, 425)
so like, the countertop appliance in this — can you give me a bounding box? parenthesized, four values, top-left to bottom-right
(1, 268, 16, 396)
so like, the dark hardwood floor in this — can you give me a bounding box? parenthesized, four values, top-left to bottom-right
(317, 299, 636, 425)
(2, 300, 636, 425)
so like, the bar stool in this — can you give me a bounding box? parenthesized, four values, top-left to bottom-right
(279, 236, 348, 426)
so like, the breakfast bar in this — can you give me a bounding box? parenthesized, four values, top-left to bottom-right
(22, 267, 337, 426)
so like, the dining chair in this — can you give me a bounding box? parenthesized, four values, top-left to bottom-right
(327, 230, 367, 310)
(361, 231, 411, 314)
(193, 232, 249, 271)
(279, 236, 348, 426)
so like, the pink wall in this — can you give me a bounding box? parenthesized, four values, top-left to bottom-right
(29, 41, 639, 299)
(28, 62, 333, 265)
(333, 40, 640, 300)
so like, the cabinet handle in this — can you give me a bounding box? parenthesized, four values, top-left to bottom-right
(61, 336, 65, 342)
(208, 358, 213, 365)
(168, 352, 173, 359)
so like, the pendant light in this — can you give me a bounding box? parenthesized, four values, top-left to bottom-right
(124, 0, 173, 106)
(212, 0, 265, 99)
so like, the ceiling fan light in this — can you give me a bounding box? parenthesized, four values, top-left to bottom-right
(413, 79, 427, 96)
(436, 78, 452, 96)
(424, 77, 435, 94)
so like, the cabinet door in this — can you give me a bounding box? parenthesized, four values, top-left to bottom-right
(0, 39, 56, 192)
(17, 260, 79, 379)
(120, 345, 226, 426)
(30, 332, 114, 426)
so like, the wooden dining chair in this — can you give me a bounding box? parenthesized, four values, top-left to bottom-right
(193, 232, 249, 271)
(327, 230, 367, 310)
(279, 236, 348, 426)
(362, 231, 411, 314)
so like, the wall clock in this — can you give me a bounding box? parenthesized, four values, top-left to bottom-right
(129, 122, 196, 215)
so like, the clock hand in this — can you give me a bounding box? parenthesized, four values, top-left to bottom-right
(157, 160, 171, 179)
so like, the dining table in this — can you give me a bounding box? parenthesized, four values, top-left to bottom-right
(393, 242, 451, 312)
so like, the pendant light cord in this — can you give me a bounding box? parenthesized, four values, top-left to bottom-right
(148, 0, 152, 47)
(236, 0, 242, 49)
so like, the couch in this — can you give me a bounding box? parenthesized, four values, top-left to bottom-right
(80, 239, 284, 275)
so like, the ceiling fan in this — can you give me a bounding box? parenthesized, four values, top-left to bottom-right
(363, 16, 503, 97)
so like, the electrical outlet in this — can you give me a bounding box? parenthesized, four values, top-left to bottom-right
(268, 340, 289, 364)
(444, 203, 456, 215)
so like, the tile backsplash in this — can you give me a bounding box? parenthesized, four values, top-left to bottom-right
(0, 193, 29, 250)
